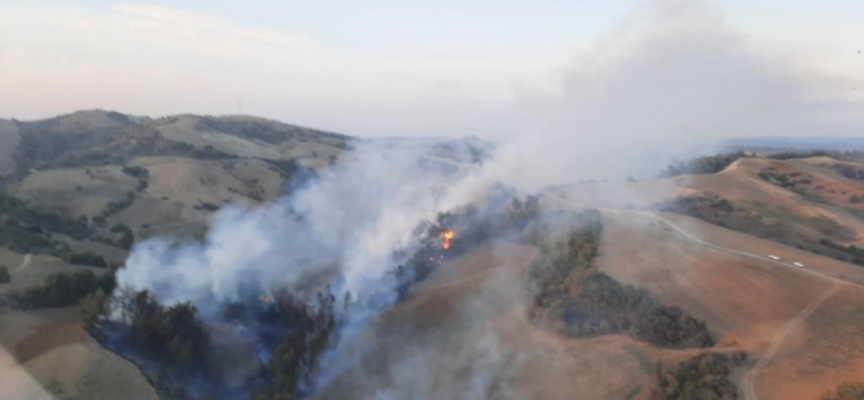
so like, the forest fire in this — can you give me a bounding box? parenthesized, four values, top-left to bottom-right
(259, 295, 273, 305)
(440, 230, 455, 250)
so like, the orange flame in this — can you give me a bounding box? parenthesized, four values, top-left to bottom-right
(440, 230, 455, 250)
(260, 295, 273, 305)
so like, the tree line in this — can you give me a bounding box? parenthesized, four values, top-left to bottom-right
(528, 210, 715, 349)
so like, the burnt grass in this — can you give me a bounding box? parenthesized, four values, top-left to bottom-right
(656, 195, 864, 268)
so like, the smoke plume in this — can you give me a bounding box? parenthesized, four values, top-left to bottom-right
(111, 0, 864, 398)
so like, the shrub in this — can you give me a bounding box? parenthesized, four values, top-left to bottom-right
(821, 383, 864, 400)
(659, 152, 749, 178)
(69, 252, 107, 267)
(121, 290, 210, 367)
(653, 353, 738, 400)
(80, 289, 109, 330)
(530, 212, 714, 349)
(10, 270, 115, 309)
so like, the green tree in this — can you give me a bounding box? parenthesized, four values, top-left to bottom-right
(80, 289, 109, 330)
(821, 383, 864, 400)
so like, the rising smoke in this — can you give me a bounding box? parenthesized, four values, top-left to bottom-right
(111, 0, 864, 398)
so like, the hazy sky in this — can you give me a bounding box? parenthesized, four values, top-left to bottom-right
(1, 0, 862, 137)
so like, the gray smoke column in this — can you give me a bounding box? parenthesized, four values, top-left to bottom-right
(113, 142, 492, 316)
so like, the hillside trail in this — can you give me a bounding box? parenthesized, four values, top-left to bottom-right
(546, 194, 855, 400)
(11, 254, 32, 276)
(546, 194, 864, 291)
(741, 281, 841, 400)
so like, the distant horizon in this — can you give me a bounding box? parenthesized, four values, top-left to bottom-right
(2, 0, 863, 139)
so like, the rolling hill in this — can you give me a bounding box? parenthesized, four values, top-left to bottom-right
(3, 111, 864, 400)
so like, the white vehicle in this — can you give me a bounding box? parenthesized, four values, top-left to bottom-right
(793, 262, 805, 268)
(768, 255, 781, 261)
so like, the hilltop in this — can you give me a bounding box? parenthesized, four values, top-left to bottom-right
(3, 113, 864, 400)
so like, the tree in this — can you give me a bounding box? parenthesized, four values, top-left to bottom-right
(80, 289, 109, 330)
(124, 291, 209, 368)
(821, 383, 864, 400)
(0, 264, 9, 283)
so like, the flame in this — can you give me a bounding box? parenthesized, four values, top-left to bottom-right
(260, 295, 273, 305)
(440, 230, 455, 250)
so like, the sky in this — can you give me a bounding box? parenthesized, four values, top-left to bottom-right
(0, 0, 862, 138)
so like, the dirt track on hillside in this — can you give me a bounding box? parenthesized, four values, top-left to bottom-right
(548, 192, 864, 400)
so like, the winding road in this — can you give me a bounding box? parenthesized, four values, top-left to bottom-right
(546, 194, 855, 400)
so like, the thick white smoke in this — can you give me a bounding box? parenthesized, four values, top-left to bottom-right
(114, 142, 490, 315)
(111, 0, 864, 397)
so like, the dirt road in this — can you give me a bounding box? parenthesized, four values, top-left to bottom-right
(546, 194, 855, 400)
(11, 254, 32, 276)
(741, 281, 841, 400)
(547, 194, 864, 291)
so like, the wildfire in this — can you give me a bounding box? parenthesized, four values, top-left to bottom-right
(440, 230, 455, 250)
(260, 295, 273, 305)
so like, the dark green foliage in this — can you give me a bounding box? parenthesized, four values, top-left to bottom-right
(659, 152, 749, 178)
(111, 223, 135, 250)
(195, 202, 220, 212)
(122, 165, 149, 179)
(251, 291, 337, 400)
(9, 270, 115, 309)
(69, 251, 107, 267)
(102, 191, 135, 218)
(195, 117, 346, 145)
(832, 164, 864, 183)
(766, 150, 830, 160)
(530, 211, 714, 349)
(652, 353, 738, 400)
(13, 113, 135, 172)
(757, 168, 814, 192)
(125, 291, 210, 367)
(818, 239, 864, 266)
(656, 195, 864, 267)
(0, 194, 93, 255)
(0, 264, 9, 283)
(661, 196, 737, 216)
(80, 289, 110, 330)
(122, 165, 150, 192)
(821, 383, 864, 400)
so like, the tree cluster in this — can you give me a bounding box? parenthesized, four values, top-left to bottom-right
(69, 251, 107, 267)
(9, 269, 115, 309)
(0, 194, 92, 255)
(250, 291, 337, 400)
(821, 383, 864, 400)
(659, 152, 749, 178)
(652, 353, 739, 400)
(529, 211, 715, 349)
(102, 191, 136, 218)
(757, 168, 813, 191)
(818, 239, 864, 267)
(122, 165, 150, 192)
(113, 290, 210, 368)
